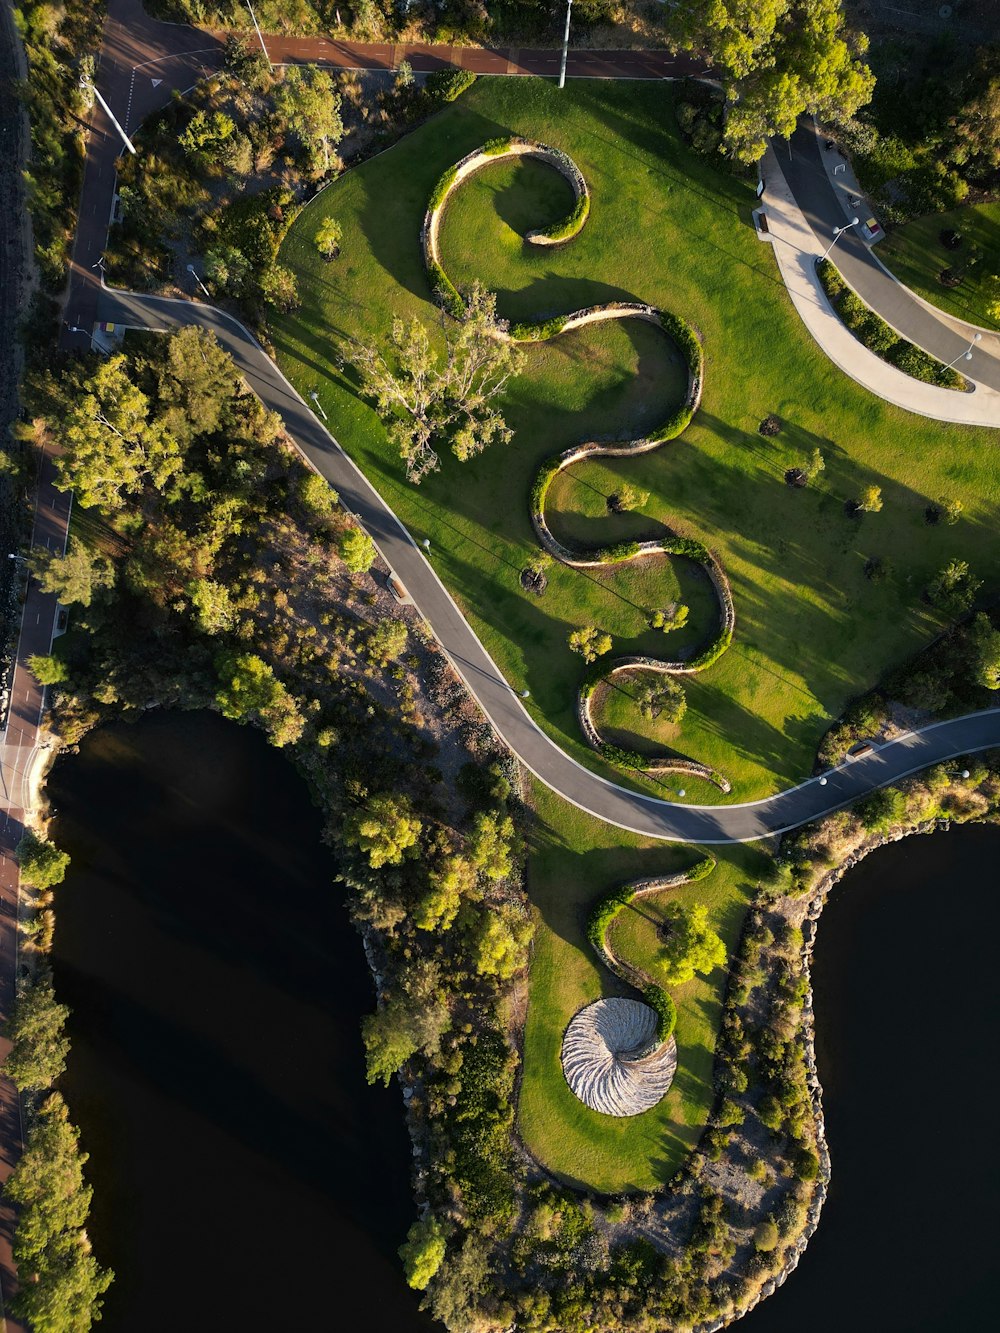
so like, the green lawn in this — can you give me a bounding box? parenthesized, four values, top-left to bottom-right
(273, 77, 999, 805)
(518, 782, 765, 1193)
(880, 202, 1000, 330)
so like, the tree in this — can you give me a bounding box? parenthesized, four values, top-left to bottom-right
(178, 109, 235, 161)
(2, 975, 70, 1092)
(649, 604, 690, 634)
(399, 1216, 447, 1290)
(204, 244, 251, 297)
(153, 326, 236, 446)
(609, 482, 649, 512)
(315, 216, 342, 260)
(674, 0, 875, 163)
(28, 654, 69, 686)
(472, 910, 532, 980)
(948, 51, 1000, 176)
(415, 854, 476, 932)
(468, 810, 516, 881)
(637, 678, 687, 723)
(352, 283, 523, 483)
(938, 495, 964, 525)
(259, 263, 300, 311)
(858, 484, 883, 513)
(223, 33, 271, 89)
(926, 559, 981, 615)
(362, 986, 450, 1085)
(29, 539, 115, 607)
(660, 902, 726, 985)
(16, 831, 70, 890)
(187, 579, 234, 635)
(55, 356, 183, 511)
(568, 625, 612, 663)
(804, 447, 825, 482)
(338, 526, 376, 573)
(297, 471, 338, 520)
(367, 618, 408, 665)
(967, 613, 1000, 690)
(857, 785, 906, 832)
(214, 652, 304, 747)
(395, 59, 415, 92)
(754, 1219, 779, 1252)
(4, 1093, 114, 1332)
(273, 64, 344, 171)
(343, 793, 422, 868)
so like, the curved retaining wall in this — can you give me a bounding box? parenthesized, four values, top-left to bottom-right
(422, 139, 732, 790)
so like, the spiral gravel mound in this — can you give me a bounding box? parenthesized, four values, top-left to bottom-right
(561, 997, 678, 1117)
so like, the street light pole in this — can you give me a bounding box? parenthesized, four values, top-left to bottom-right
(69, 324, 100, 351)
(818, 215, 860, 263)
(81, 79, 137, 155)
(245, 1, 273, 71)
(558, 0, 573, 90)
(186, 263, 211, 299)
(943, 331, 982, 371)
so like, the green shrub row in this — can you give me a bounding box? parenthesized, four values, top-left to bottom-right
(427, 165, 458, 214)
(483, 136, 516, 156)
(659, 309, 703, 375)
(586, 883, 639, 955)
(665, 536, 710, 563)
(643, 984, 678, 1043)
(510, 315, 568, 342)
(532, 192, 591, 244)
(529, 459, 561, 514)
(817, 258, 964, 389)
(425, 68, 477, 103)
(592, 540, 642, 563)
(426, 258, 465, 318)
(685, 625, 733, 672)
(596, 739, 648, 771)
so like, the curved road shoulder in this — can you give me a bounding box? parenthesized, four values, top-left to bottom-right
(97, 287, 1000, 844)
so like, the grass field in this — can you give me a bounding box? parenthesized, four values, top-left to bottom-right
(518, 782, 766, 1192)
(880, 202, 1000, 331)
(274, 77, 999, 805)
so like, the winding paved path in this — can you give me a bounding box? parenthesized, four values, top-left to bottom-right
(96, 287, 1000, 844)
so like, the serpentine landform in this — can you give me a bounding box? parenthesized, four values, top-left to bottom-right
(560, 857, 716, 1115)
(423, 138, 735, 794)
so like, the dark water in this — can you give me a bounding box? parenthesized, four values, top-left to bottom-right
(741, 824, 1000, 1333)
(49, 710, 437, 1333)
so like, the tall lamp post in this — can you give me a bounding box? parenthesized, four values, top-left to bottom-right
(944, 331, 982, 371)
(80, 78, 136, 155)
(558, 0, 573, 90)
(818, 215, 860, 263)
(245, 1, 273, 71)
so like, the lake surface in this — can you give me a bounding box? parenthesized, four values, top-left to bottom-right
(740, 823, 1000, 1332)
(49, 710, 437, 1332)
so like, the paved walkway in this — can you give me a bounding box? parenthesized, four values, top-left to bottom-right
(97, 285, 1000, 844)
(761, 145, 1000, 427)
(780, 120, 1000, 396)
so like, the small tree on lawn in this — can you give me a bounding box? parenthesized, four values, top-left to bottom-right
(858, 484, 883, 513)
(314, 216, 342, 261)
(637, 677, 687, 723)
(649, 603, 689, 634)
(568, 626, 612, 664)
(660, 902, 726, 985)
(804, 447, 825, 483)
(967, 613, 1000, 689)
(608, 482, 649, 513)
(938, 495, 963, 525)
(926, 559, 981, 616)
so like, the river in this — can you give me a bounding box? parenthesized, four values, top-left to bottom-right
(741, 823, 999, 1332)
(49, 710, 437, 1332)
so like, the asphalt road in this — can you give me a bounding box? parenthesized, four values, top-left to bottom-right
(782, 120, 1000, 391)
(97, 287, 1000, 843)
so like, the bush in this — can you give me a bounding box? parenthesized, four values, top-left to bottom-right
(16, 831, 70, 890)
(532, 192, 590, 244)
(754, 1219, 780, 1252)
(426, 68, 477, 103)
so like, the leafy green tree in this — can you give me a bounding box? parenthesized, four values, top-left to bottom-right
(55, 356, 183, 511)
(805, 447, 826, 482)
(468, 810, 516, 881)
(28, 654, 69, 686)
(609, 482, 649, 512)
(568, 625, 612, 663)
(472, 911, 533, 981)
(649, 604, 690, 634)
(4, 1093, 113, 1332)
(178, 109, 235, 160)
(926, 559, 982, 615)
(415, 854, 476, 932)
(856, 785, 906, 832)
(660, 902, 726, 985)
(967, 613, 1000, 690)
(273, 64, 344, 171)
(223, 33, 271, 89)
(29, 539, 115, 607)
(367, 618, 407, 665)
(937, 496, 964, 525)
(2, 975, 70, 1092)
(297, 471, 338, 520)
(637, 678, 687, 723)
(338, 526, 376, 573)
(204, 244, 251, 297)
(259, 263, 300, 312)
(187, 579, 234, 635)
(215, 652, 304, 747)
(343, 793, 422, 868)
(399, 1216, 447, 1290)
(352, 283, 523, 483)
(754, 1219, 779, 1252)
(152, 326, 236, 446)
(361, 987, 449, 1085)
(16, 831, 70, 890)
(948, 51, 1000, 176)
(858, 484, 883, 513)
(314, 216, 342, 260)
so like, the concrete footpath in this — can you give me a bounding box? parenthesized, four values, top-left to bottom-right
(761, 145, 1000, 428)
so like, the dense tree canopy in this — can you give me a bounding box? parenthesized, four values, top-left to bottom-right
(2, 975, 70, 1092)
(343, 792, 423, 868)
(660, 902, 727, 985)
(16, 830, 71, 890)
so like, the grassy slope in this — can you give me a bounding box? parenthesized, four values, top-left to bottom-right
(518, 781, 766, 1192)
(879, 202, 1000, 331)
(273, 77, 999, 806)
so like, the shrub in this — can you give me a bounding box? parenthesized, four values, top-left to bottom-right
(510, 315, 567, 342)
(482, 136, 514, 156)
(754, 1219, 780, 1252)
(16, 831, 70, 890)
(643, 984, 677, 1042)
(532, 192, 590, 244)
(425, 68, 477, 103)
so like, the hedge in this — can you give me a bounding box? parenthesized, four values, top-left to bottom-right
(482, 136, 515, 156)
(529, 459, 561, 514)
(532, 192, 590, 244)
(428, 165, 458, 214)
(666, 536, 710, 563)
(426, 68, 477, 103)
(643, 984, 677, 1043)
(586, 883, 639, 954)
(684, 625, 733, 672)
(510, 315, 568, 342)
